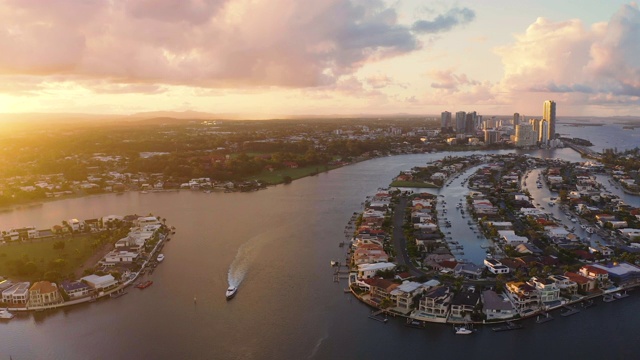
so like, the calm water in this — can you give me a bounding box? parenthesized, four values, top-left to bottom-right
(1, 148, 640, 359)
(557, 121, 640, 152)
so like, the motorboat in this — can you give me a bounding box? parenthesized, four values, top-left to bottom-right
(455, 324, 474, 335)
(0, 308, 15, 320)
(136, 280, 153, 289)
(157, 254, 165, 262)
(330, 260, 338, 267)
(226, 286, 238, 300)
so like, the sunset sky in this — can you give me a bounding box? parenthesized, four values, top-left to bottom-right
(0, 0, 639, 118)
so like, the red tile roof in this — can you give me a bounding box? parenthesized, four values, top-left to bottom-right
(582, 265, 608, 275)
(564, 272, 593, 285)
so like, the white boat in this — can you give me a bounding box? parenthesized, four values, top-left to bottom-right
(0, 308, 15, 320)
(614, 291, 629, 299)
(330, 260, 338, 267)
(226, 286, 238, 300)
(455, 325, 474, 335)
(157, 254, 165, 262)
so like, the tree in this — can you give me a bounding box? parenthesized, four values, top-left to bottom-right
(53, 240, 66, 250)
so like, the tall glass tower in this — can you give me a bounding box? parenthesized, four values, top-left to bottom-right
(543, 100, 556, 140)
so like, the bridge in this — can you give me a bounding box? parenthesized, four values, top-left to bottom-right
(564, 141, 602, 160)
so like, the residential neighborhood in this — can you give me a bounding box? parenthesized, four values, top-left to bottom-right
(0, 214, 170, 315)
(344, 153, 640, 328)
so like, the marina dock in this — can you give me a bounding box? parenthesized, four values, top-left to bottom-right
(368, 310, 388, 324)
(560, 306, 580, 317)
(492, 321, 523, 332)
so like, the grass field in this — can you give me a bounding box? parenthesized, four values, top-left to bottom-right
(389, 180, 440, 188)
(249, 164, 339, 185)
(0, 233, 106, 281)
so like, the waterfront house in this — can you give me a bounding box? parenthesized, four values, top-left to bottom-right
(136, 216, 160, 227)
(564, 272, 597, 294)
(29, 281, 61, 307)
(67, 219, 83, 232)
(548, 275, 578, 296)
(361, 278, 398, 308)
(591, 262, 640, 287)
(82, 274, 118, 294)
(390, 281, 423, 314)
(1, 282, 30, 304)
(415, 286, 452, 323)
(357, 262, 395, 279)
(506, 281, 540, 315)
(482, 290, 517, 320)
(528, 277, 561, 308)
(352, 244, 389, 265)
(579, 265, 610, 287)
(101, 250, 139, 266)
(484, 258, 510, 274)
(61, 281, 92, 299)
(449, 291, 480, 320)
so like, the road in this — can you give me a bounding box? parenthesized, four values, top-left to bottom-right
(392, 196, 427, 278)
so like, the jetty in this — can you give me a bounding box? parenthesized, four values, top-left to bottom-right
(560, 305, 580, 317)
(536, 313, 554, 324)
(368, 310, 388, 324)
(492, 321, 523, 332)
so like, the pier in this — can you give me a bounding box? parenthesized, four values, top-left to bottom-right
(560, 305, 580, 317)
(368, 310, 388, 324)
(492, 321, 523, 332)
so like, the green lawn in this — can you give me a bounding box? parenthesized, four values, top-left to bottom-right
(389, 180, 440, 188)
(0, 233, 105, 281)
(248, 164, 339, 185)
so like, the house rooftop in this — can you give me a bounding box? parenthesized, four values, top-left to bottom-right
(482, 290, 514, 311)
(451, 291, 480, 306)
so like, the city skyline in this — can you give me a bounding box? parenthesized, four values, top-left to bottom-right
(0, 1, 638, 118)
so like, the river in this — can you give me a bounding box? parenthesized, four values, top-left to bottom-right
(2, 148, 640, 359)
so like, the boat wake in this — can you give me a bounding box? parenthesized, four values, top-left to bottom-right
(308, 333, 328, 359)
(227, 232, 269, 288)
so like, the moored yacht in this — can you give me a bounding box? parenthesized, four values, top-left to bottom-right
(454, 324, 474, 335)
(157, 254, 165, 262)
(0, 308, 15, 320)
(226, 286, 238, 300)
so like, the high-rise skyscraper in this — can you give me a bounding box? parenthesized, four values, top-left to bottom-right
(543, 100, 556, 140)
(465, 113, 475, 134)
(539, 120, 549, 144)
(455, 111, 466, 134)
(515, 124, 537, 147)
(513, 113, 520, 126)
(441, 111, 451, 130)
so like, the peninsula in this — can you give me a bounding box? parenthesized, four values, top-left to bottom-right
(343, 153, 640, 328)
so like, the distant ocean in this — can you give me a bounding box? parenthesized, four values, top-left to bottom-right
(557, 120, 640, 152)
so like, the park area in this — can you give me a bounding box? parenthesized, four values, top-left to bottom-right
(0, 227, 128, 282)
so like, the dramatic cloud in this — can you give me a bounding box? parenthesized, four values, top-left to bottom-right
(412, 7, 475, 34)
(0, 0, 475, 93)
(495, 3, 640, 100)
